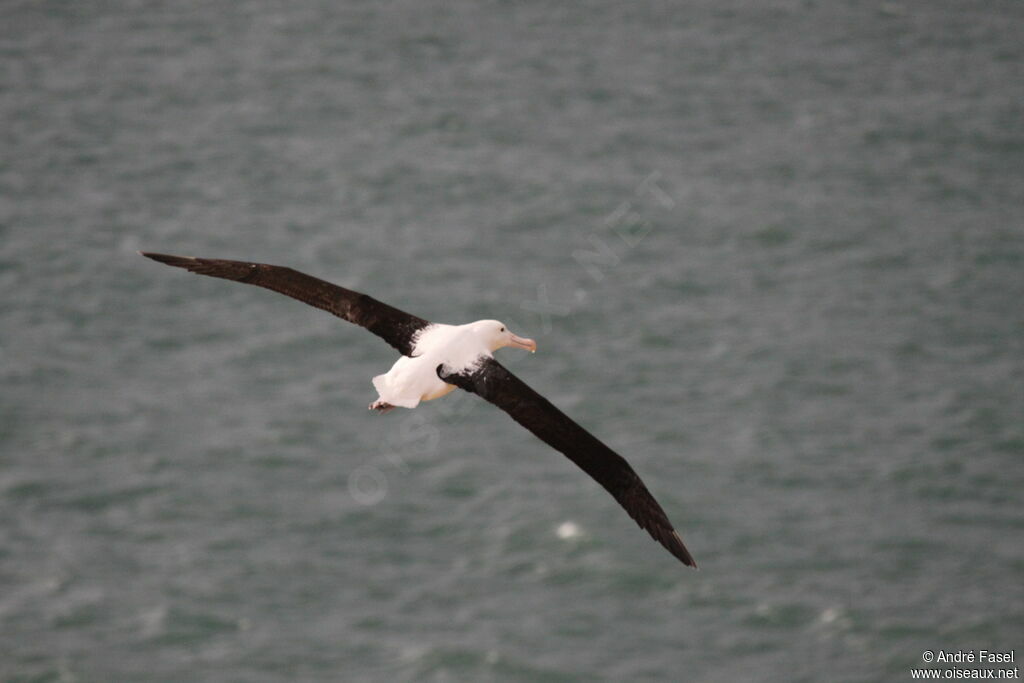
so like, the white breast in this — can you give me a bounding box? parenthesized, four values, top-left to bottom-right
(412, 323, 490, 371)
(371, 323, 489, 408)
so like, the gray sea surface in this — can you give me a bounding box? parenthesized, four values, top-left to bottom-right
(2, 1, 1022, 681)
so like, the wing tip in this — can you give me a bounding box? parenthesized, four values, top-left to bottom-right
(671, 531, 699, 569)
(140, 252, 198, 267)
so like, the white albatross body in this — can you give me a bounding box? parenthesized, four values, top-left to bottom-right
(371, 320, 537, 411)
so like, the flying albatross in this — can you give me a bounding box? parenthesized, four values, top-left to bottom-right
(141, 252, 697, 567)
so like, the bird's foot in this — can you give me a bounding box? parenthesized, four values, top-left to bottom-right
(368, 400, 396, 414)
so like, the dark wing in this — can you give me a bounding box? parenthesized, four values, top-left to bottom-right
(439, 357, 696, 567)
(141, 252, 431, 356)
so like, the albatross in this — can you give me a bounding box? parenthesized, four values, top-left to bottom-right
(141, 252, 697, 567)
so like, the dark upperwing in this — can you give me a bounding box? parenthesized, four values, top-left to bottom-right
(439, 356, 696, 567)
(141, 252, 431, 356)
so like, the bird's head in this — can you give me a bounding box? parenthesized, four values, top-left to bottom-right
(472, 320, 537, 354)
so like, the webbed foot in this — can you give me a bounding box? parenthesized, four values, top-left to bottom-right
(368, 400, 396, 414)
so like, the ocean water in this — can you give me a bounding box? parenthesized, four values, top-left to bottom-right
(2, 1, 1022, 681)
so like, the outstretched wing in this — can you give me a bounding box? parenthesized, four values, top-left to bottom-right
(439, 357, 696, 567)
(142, 252, 431, 356)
